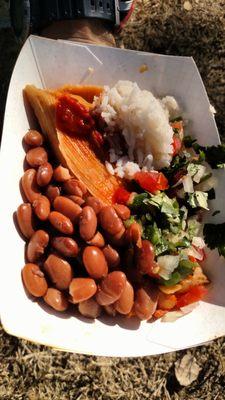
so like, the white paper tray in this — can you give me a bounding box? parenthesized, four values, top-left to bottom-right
(0, 36, 224, 357)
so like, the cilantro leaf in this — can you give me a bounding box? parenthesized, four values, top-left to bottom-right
(212, 210, 220, 217)
(162, 154, 188, 181)
(207, 188, 215, 200)
(143, 223, 169, 256)
(170, 116, 183, 123)
(144, 223, 161, 245)
(183, 135, 225, 169)
(195, 144, 225, 169)
(183, 135, 197, 148)
(129, 193, 150, 213)
(187, 219, 201, 239)
(204, 223, 225, 257)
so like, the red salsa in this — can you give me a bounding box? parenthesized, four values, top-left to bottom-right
(56, 95, 95, 136)
(113, 187, 131, 204)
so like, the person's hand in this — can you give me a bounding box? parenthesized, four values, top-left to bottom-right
(41, 19, 116, 47)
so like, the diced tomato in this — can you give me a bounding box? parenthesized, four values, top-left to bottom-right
(113, 187, 131, 204)
(171, 121, 183, 132)
(56, 94, 95, 136)
(153, 309, 168, 319)
(172, 135, 182, 156)
(158, 293, 177, 310)
(134, 171, 169, 193)
(176, 285, 207, 308)
(188, 255, 197, 263)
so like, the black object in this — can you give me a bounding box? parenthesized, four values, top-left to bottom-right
(10, 0, 133, 42)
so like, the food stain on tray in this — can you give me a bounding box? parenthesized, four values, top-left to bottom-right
(139, 64, 149, 73)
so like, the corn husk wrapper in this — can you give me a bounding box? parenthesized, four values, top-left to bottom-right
(24, 84, 120, 205)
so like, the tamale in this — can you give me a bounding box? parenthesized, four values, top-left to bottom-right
(24, 85, 120, 205)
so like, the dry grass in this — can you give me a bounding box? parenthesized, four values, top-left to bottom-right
(0, 324, 225, 399)
(0, 0, 225, 399)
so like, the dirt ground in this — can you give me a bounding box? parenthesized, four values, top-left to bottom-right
(0, 0, 225, 399)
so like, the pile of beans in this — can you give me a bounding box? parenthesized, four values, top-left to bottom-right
(17, 129, 159, 320)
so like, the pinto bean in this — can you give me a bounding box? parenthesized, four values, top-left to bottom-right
(107, 226, 126, 247)
(104, 304, 117, 317)
(24, 130, 44, 147)
(53, 165, 71, 182)
(79, 206, 97, 241)
(113, 204, 130, 220)
(36, 162, 53, 186)
(75, 180, 87, 194)
(78, 298, 101, 318)
(33, 195, 50, 221)
(64, 179, 87, 197)
(115, 281, 134, 315)
(22, 263, 48, 297)
(136, 240, 159, 277)
(44, 288, 69, 311)
(45, 184, 61, 203)
(95, 271, 126, 306)
(69, 278, 97, 303)
(17, 203, 35, 239)
(102, 245, 120, 269)
(87, 231, 105, 248)
(26, 147, 48, 167)
(124, 256, 143, 285)
(27, 230, 49, 262)
(44, 254, 73, 290)
(134, 284, 158, 320)
(83, 246, 108, 279)
(66, 195, 85, 206)
(125, 221, 142, 248)
(21, 169, 41, 202)
(99, 206, 124, 235)
(53, 196, 82, 223)
(123, 247, 135, 270)
(49, 211, 74, 235)
(51, 237, 79, 258)
(85, 196, 104, 214)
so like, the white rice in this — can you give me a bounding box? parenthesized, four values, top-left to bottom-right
(94, 80, 180, 178)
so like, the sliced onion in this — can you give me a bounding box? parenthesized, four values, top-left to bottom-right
(161, 310, 183, 322)
(192, 236, 205, 249)
(161, 302, 199, 322)
(157, 255, 180, 280)
(193, 165, 206, 183)
(172, 177, 184, 188)
(187, 246, 204, 261)
(182, 174, 194, 193)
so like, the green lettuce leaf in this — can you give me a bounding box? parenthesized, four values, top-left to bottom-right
(188, 191, 209, 210)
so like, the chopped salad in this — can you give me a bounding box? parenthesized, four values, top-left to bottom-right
(113, 117, 225, 317)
